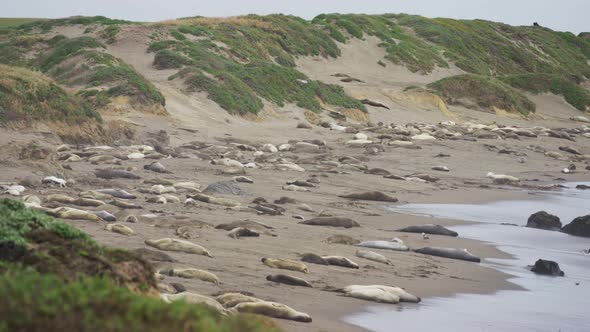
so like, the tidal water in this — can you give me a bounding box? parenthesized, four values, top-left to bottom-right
(345, 182, 590, 332)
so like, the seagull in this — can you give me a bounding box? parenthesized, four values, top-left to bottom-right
(422, 232, 430, 240)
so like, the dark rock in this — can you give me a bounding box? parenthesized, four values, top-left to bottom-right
(530, 259, 564, 276)
(576, 184, 590, 190)
(0, 241, 26, 261)
(561, 215, 590, 237)
(526, 211, 562, 230)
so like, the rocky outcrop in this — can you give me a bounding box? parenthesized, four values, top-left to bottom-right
(561, 215, 590, 237)
(526, 211, 562, 230)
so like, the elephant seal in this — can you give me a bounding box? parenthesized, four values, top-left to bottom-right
(325, 234, 360, 245)
(162, 268, 220, 284)
(105, 223, 134, 236)
(144, 162, 170, 173)
(266, 274, 312, 287)
(188, 193, 240, 207)
(46, 194, 105, 207)
(396, 224, 459, 237)
(96, 189, 136, 199)
(110, 199, 143, 209)
(339, 191, 398, 203)
(230, 301, 312, 323)
(322, 256, 359, 269)
(414, 247, 481, 262)
(161, 293, 227, 315)
(261, 258, 309, 274)
(93, 210, 117, 222)
(299, 217, 360, 228)
(227, 227, 260, 239)
(355, 249, 392, 265)
(46, 207, 100, 221)
(342, 285, 420, 303)
(216, 220, 275, 236)
(95, 169, 141, 180)
(300, 253, 329, 265)
(357, 240, 409, 252)
(216, 293, 263, 308)
(145, 238, 213, 257)
(132, 248, 176, 262)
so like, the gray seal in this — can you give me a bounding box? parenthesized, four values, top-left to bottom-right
(396, 224, 458, 237)
(414, 247, 481, 262)
(266, 274, 312, 287)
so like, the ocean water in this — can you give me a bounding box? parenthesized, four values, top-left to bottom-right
(345, 182, 590, 332)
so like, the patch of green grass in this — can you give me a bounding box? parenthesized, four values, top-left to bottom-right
(0, 17, 45, 28)
(169, 29, 186, 41)
(428, 74, 536, 115)
(153, 49, 192, 69)
(501, 73, 590, 110)
(39, 36, 104, 72)
(89, 64, 165, 106)
(0, 199, 91, 246)
(0, 64, 102, 124)
(0, 268, 281, 332)
(18, 16, 132, 33)
(100, 25, 121, 44)
(312, 14, 448, 74)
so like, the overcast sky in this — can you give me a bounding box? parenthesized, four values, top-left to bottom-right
(3, 0, 588, 34)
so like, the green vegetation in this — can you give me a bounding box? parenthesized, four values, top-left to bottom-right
(501, 74, 590, 110)
(0, 17, 46, 28)
(312, 14, 448, 73)
(0, 198, 281, 332)
(39, 36, 104, 71)
(101, 25, 121, 44)
(0, 64, 101, 124)
(17, 16, 131, 33)
(428, 74, 536, 115)
(153, 49, 193, 69)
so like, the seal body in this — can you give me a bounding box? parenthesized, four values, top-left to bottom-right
(165, 268, 220, 284)
(322, 256, 359, 269)
(339, 191, 398, 202)
(261, 258, 309, 273)
(355, 249, 392, 265)
(414, 247, 480, 262)
(299, 217, 360, 228)
(231, 301, 312, 322)
(343, 285, 420, 303)
(397, 224, 458, 237)
(300, 253, 329, 265)
(216, 293, 263, 308)
(266, 274, 312, 287)
(357, 240, 409, 252)
(145, 238, 213, 257)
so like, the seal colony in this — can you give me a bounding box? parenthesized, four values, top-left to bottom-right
(2, 112, 589, 332)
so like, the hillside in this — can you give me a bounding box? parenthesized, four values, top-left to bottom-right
(0, 14, 589, 135)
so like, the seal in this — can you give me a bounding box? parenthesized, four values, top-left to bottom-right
(188, 193, 240, 207)
(342, 285, 421, 303)
(95, 169, 141, 180)
(161, 293, 227, 315)
(414, 247, 481, 262)
(145, 238, 213, 257)
(261, 258, 309, 274)
(300, 253, 329, 265)
(355, 249, 392, 265)
(144, 162, 170, 173)
(96, 189, 137, 199)
(110, 199, 143, 209)
(322, 256, 359, 269)
(230, 301, 312, 323)
(46, 207, 100, 221)
(396, 224, 459, 237)
(266, 274, 312, 287)
(105, 223, 134, 236)
(162, 268, 220, 284)
(132, 248, 176, 262)
(46, 194, 106, 207)
(325, 234, 360, 245)
(338, 191, 398, 202)
(357, 239, 410, 252)
(299, 217, 360, 228)
(216, 293, 263, 308)
(227, 227, 260, 239)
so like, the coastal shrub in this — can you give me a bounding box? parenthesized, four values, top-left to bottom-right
(89, 64, 165, 106)
(428, 74, 536, 115)
(153, 49, 193, 69)
(170, 29, 186, 41)
(101, 25, 121, 44)
(501, 73, 590, 111)
(39, 36, 103, 72)
(0, 64, 101, 124)
(17, 16, 131, 33)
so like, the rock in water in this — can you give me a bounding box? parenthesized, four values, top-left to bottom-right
(526, 211, 562, 230)
(530, 259, 564, 276)
(338, 191, 398, 202)
(561, 215, 590, 237)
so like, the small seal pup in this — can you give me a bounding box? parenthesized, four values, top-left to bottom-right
(266, 274, 312, 287)
(322, 256, 359, 269)
(105, 223, 134, 236)
(145, 238, 213, 257)
(261, 258, 309, 274)
(355, 250, 392, 265)
(230, 301, 312, 322)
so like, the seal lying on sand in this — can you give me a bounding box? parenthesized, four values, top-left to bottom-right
(261, 258, 309, 273)
(325, 234, 360, 245)
(300, 253, 329, 265)
(357, 240, 409, 252)
(414, 247, 481, 262)
(339, 191, 398, 202)
(322, 256, 359, 269)
(105, 223, 134, 236)
(145, 238, 213, 257)
(162, 268, 220, 284)
(266, 274, 313, 287)
(95, 169, 141, 180)
(227, 227, 260, 239)
(396, 224, 459, 237)
(340, 285, 421, 304)
(230, 301, 312, 322)
(299, 217, 360, 228)
(216, 293, 263, 308)
(355, 249, 392, 265)
(161, 293, 227, 315)
(96, 189, 136, 199)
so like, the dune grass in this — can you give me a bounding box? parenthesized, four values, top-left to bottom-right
(0, 17, 46, 28)
(428, 74, 536, 115)
(0, 64, 101, 124)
